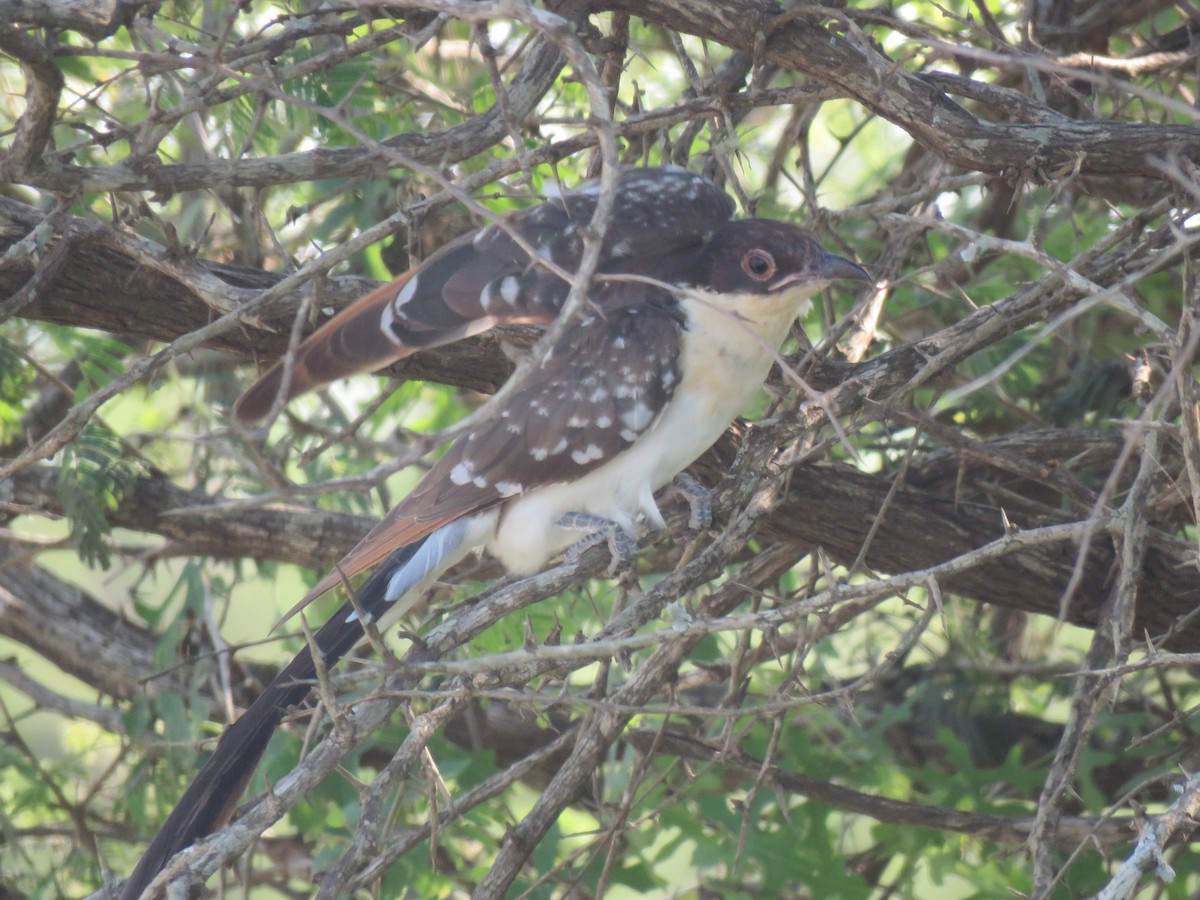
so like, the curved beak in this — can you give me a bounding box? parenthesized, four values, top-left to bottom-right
(770, 250, 873, 291)
(815, 250, 872, 285)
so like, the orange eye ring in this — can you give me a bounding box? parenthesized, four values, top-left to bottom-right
(742, 249, 776, 281)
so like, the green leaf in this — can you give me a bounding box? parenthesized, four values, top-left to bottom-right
(56, 423, 138, 568)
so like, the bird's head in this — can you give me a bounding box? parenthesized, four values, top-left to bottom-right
(704, 219, 872, 295)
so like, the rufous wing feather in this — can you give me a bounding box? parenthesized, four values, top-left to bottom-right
(233, 225, 559, 424)
(233, 271, 424, 423)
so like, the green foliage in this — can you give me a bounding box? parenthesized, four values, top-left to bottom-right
(0, 336, 32, 442)
(56, 423, 137, 568)
(1, 743, 98, 895)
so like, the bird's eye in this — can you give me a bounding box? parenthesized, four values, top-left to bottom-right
(742, 250, 776, 281)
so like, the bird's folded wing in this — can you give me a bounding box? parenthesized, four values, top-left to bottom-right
(286, 293, 685, 616)
(234, 167, 733, 423)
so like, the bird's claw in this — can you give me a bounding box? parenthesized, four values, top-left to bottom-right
(558, 512, 637, 576)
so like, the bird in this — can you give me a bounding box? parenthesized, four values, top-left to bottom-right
(120, 167, 870, 898)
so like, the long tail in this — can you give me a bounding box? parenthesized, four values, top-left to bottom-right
(121, 521, 475, 898)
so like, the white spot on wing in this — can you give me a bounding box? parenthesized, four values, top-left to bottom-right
(393, 275, 419, 311)
(569, 445, 604, 465)
(379, 278, 421, 346)
(379, 303, 402, 345)
(450, 462, 474, 485)
(621, 402, 654, 431)
(481, 282, 497, 312)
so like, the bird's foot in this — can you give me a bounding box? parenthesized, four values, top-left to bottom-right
(558, 512, 637, 576)
(669, 472, 712, 531)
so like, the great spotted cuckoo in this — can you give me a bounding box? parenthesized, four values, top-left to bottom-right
(121, 167, 870, 898)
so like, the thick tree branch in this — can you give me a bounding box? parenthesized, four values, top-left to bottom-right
(604, 0, 1200, 180)
(0, 0, 133, 40)
(0, 24, 63, 177)
(0, 543, 174, 701)
(0, 197, 515, 395)
(4, 465, 374, 568)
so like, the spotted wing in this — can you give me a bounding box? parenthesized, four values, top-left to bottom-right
(296, 291, 685, 605)
(233, 168, 732, 422)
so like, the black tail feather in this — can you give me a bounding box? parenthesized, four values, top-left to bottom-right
(120, 540, 427, 899)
